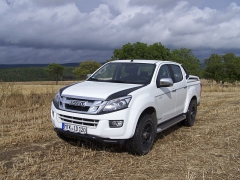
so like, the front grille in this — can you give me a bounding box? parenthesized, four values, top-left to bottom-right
(65, 104, 90, 111)
(59, 96, 103, 114)
(59, 114, 99, 128)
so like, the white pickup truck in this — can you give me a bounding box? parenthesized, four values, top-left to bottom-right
(51, 60, 201, 155)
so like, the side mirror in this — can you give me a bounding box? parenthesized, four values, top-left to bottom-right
(86, 74, 92, 79)
(157, 78, 173, 88)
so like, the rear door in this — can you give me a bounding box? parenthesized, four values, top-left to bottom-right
(169, 64, 187, 116)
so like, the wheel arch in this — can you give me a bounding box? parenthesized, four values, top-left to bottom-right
(130, 106, 157, 137)
(184, 94, 197, 113)
(191, 95, 197, 102)
(126, 106, 157, 155)
(182, 96, 198, 127)
(139, 107, 157, 125)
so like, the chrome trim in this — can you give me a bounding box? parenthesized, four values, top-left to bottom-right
(59, 114, 99, 128)
(61, 94, 105, 101)
(59, 95, 107, 114)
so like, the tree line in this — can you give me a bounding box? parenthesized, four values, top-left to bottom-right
(203, 53, 240, 84)
(0, 66, 76, 83)
(71, 42, 240, 84)
(1, 42, 239, 84)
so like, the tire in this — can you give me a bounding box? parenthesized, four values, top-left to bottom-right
(182, 99, 197, 127)
(126, 114, 156, 155)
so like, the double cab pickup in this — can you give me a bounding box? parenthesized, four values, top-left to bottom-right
(51, 60, 201, 155)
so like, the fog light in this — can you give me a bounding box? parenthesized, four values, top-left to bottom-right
(109, 120, 124, 128)
(51, 110, 54, 118)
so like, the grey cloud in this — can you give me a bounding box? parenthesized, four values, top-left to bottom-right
(129, 0, 179, 9)
(124, 12, 154, 29)
(195, 3, 240, 25)
(0, 2, 113, 50)
(0, 0, 240, 64)
(0, 46, 112, 64)
(193, 48, 240, 62)
(75, 0, 105, 13)
(31, 0, 77, 7)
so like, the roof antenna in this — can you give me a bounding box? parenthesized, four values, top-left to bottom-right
(131, 59, 134, 62)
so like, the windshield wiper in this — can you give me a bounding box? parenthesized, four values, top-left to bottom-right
(110, 80, 126, 83)
(88, 77, 99, 81)
(88, 78, 125, 83)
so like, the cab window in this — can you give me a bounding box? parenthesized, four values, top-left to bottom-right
(170, 65, 183, 83)
(157, 65, 171, 80)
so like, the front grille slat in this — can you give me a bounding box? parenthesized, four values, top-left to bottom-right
(58, 96, 102, 128)
(59, 96, 103, 114)
(65, 104, 90, 112)
(59, 114, 99, 128)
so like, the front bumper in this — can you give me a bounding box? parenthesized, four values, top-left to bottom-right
(54, 128, 125, 144)
(51, 102, 138, 140)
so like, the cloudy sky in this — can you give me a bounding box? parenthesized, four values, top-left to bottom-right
(0, 0, 240, 64)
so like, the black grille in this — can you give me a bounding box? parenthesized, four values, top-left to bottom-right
(65, 104, 90, 112)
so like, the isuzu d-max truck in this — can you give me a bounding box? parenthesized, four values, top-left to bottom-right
(51, 60, 201, 155)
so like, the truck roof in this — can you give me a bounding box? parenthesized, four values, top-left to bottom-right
(111, 59, 179, 65)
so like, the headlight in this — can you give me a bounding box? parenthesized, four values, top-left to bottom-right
(53, 90, 60, 108)
(103, 96, 131, 112)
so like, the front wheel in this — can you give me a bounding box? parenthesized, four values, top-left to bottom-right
(126, 114, 156, 155)
(182, 99, 197, 127)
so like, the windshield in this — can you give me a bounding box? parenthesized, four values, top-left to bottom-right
(88, 62, 156, 84)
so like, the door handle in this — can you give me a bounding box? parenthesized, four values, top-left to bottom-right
(172, 89, 176, 92)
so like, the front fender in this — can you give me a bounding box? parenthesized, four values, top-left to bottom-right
(126, 91, 157, 138)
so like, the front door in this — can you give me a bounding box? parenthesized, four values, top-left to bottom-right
(155, 64, 176, 124)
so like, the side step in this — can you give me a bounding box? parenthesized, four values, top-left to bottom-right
(157, 114, 186, 133)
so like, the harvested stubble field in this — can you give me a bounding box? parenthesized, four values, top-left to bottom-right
(0, 81, 239, 180)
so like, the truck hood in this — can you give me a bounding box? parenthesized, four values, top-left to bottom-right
(61, 81, 142, 100)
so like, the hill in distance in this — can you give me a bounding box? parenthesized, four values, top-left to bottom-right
(0, 63, 80, 69)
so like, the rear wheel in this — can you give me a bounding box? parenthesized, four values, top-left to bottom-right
(182, 99, 197, 127)
(126, 114, 156, 155)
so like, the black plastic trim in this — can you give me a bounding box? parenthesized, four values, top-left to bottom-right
(53, 82, 79, 109)
(157, 113, 186, 133)
(60, 82, 79, 95)
(54, 128, 126, 144)
(106, 85, 145, 101)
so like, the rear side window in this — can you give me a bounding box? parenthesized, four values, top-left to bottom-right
(169, 65, 183, 83)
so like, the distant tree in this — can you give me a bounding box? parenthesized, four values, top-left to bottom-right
(132, 42, 148, 59)
(236, 57, 240, 82)
(73, 60, 101, 79)
(110, 42, 203, 76)
(45, 63, 64, 85)
(171, 48, 201, 76)
(222, 53, 240, 83)
(203, 54, 225, 83)
(111, 42, 138, 60)
(203, 53, 240, 84)
(147, 42, 172, 60)
(111, 42, 172, 60)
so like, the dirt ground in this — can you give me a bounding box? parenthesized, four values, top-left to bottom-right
(0, 82, 239, 179)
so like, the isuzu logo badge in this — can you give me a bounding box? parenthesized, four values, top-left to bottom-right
(69, 100, 87, 107)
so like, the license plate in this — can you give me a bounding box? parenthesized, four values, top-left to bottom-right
(62, 123, 87, 134)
